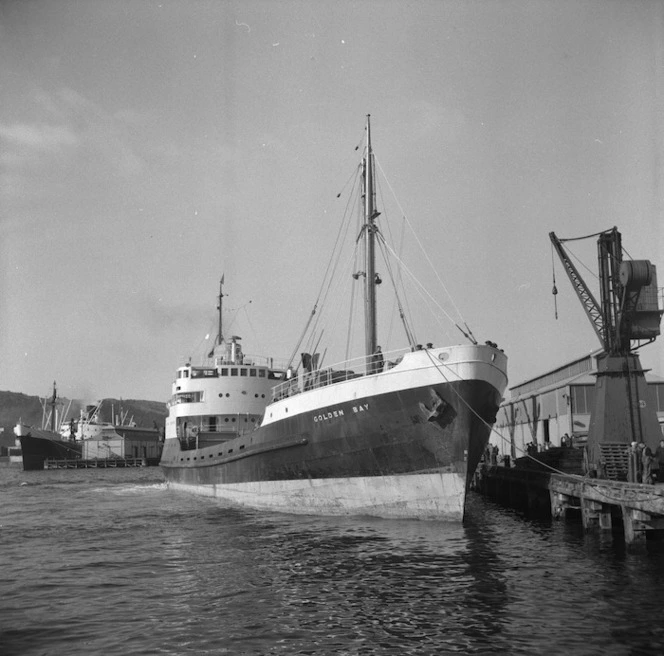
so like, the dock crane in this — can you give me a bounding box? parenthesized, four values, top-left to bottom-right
(550, 227, 663, 479)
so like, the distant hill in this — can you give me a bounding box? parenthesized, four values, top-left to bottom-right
(0, 391, 168, 448)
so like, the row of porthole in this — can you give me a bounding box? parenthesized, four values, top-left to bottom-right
(220, 417, 257, 423)
(218, 392, 266, 398)
(182, 444, 246, 462)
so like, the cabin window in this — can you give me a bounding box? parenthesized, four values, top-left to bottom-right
(241, 368, 248, 376)
(258, 370, 266, 378)
(220, 368, 229, 376)
(175, 391, 203, 403)
(231, 368, 238, 376)
(250, 369, 257, 377)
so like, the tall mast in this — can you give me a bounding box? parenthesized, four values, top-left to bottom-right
(364, 114, 378, 357)
(216, 275, 225, 346)
(50, 381, 57, 432)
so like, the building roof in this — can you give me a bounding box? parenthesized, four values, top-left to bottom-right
(506, 350, 663, 402)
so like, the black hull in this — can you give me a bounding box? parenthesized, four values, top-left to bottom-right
(19, 434, 82, 471)
(161, 378, 502, 518)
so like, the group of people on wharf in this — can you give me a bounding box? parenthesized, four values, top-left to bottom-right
(629, 439, 664, 485)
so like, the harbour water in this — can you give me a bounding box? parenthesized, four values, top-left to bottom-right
(1, 467, 664, 655)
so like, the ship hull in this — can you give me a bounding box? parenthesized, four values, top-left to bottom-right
(161, 347, 506, 520)
(19, 433, 82, 471)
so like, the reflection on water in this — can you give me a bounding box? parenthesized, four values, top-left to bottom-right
(1, 468, 664, 655)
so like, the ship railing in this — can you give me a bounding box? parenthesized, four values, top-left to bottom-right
(270, 347, 410, 402)
(202, 353, 290, 371)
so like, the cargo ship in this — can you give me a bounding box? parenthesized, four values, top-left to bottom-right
(159, 116, 508, 520)
(14, 382, 81, 470)
(16, 384, 161, 470)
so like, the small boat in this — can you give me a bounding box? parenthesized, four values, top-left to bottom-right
(160, 116, 508, 520)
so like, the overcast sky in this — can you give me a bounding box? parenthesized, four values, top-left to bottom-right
(1, 0, 663, 403)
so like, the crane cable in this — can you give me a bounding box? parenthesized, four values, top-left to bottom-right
(551, 242, 558, 320)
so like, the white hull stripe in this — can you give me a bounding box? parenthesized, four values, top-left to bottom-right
(166, 472, 467, 521)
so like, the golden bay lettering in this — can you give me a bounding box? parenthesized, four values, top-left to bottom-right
(313, 403, 370, 423)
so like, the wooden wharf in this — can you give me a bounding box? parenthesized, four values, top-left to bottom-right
(473, 462, 664, 547)
(44, 457, 160, 469)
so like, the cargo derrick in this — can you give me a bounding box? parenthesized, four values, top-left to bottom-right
(550, 227, 663, 479)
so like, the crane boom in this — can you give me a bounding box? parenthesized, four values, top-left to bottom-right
(549, 231, 605, 348)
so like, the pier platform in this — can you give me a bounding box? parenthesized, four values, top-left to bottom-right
(473, 460, 664, 547)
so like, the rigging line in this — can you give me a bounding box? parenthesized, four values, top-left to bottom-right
(389, 217, 413, 345)
(383, 252, 454, 343)
(346, 266, 358, 362)
(312, 171, 362, 331)
(375, 156, 467, 325)
(336, 163, 362, 199)
(308, 202, 358, 330)
(422, 350, 569, 470)
(306, 240, 363, 367)
(566, 242, 600, 283)
(422, 348, 512, 447)
(376, 236, 417, 347)
(379, 237, 462, 329)
(310, 165, 362, 314)
(309, 177, 365, 350)
(551, 242, 559, 320)
(285, 171, 361, 368)
(375, 175, 413, 345)
(241, 305, 262, 355)
(557, 227, 615, 242)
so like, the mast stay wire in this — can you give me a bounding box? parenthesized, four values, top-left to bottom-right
(379, 237, 475, 343)
(374, 156, 470, 331)
(374, 174, 417, 347)
(285, 165, 361, 369)
(376, 235, 418, 348)
(307, 181, 364, 350)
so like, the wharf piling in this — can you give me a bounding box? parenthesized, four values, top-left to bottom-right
(473, 460, 664, 547)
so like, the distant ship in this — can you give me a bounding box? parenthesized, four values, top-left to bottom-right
(16, 384, 162, 470)
(14, 382, 81, 470)
(160, 116, 508, 521)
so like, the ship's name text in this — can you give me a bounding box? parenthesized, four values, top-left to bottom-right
(313, 403, 369, 423)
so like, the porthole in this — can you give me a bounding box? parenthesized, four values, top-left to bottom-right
(438, 352, 450, 362)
